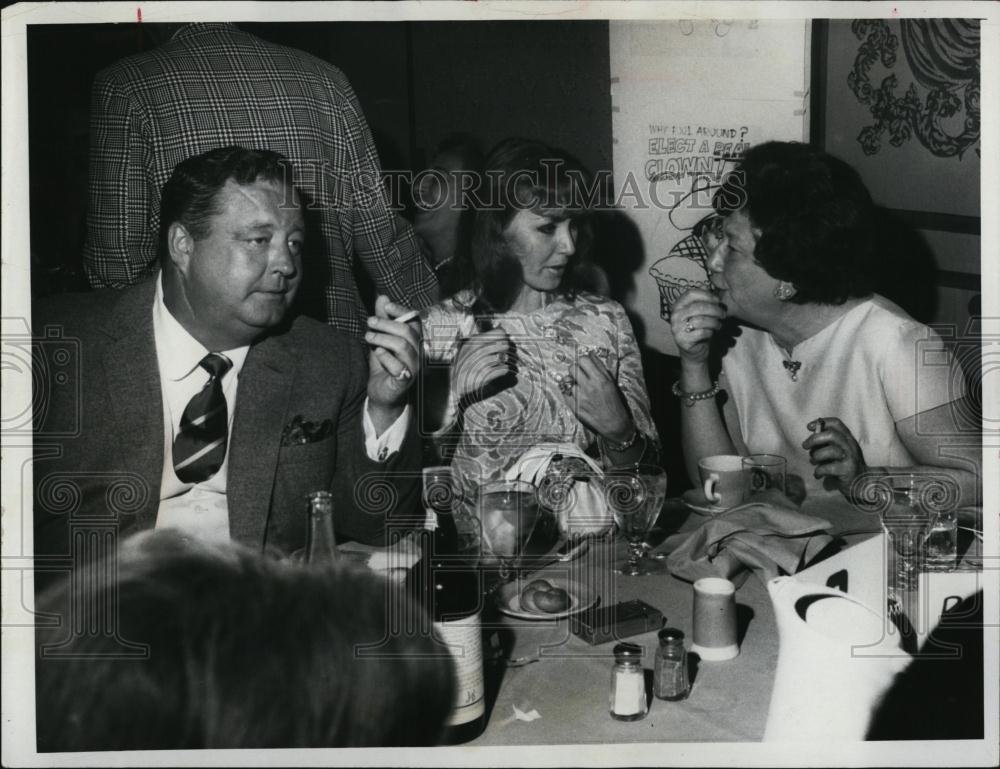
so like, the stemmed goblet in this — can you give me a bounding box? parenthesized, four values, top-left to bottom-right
(606, 464, 668, 576)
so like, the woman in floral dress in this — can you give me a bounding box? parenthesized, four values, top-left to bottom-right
(421, 138, 659, 552)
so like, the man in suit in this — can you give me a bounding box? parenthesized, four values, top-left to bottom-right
(83, 22, 437, 336)
(34, 146, 423, 571)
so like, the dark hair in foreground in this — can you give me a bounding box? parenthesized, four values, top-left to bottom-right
(158, 146, 296, 262)
(456, 137, 596, 314)
(713, 141, 879, 305)
(35, 530, 454, 750)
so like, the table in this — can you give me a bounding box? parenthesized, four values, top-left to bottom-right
(471, 495, 886, 745)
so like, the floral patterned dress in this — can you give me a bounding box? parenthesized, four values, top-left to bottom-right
(421, 290, 659, 550)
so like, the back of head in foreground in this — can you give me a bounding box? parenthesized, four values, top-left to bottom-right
(35, 529, 454, 750)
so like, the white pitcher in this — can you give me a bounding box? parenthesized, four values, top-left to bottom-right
(763, 576, 912, 741)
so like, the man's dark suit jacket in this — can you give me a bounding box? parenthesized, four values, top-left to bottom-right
(32, 280, 421, 566)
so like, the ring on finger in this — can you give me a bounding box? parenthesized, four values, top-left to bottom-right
(557, 374, 576, 395)
(684, 316, 695, 334)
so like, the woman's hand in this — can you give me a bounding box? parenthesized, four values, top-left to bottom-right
(669, 288, 726, 365)
(801, 417, 870, 495)
(561, 352, 634, 443)
(452, 326, 515, 403)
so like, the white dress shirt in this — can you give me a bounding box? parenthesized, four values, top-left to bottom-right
(151, 273, 409, 542)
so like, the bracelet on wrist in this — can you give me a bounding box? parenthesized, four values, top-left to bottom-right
(671, 379, 720, 407)
(601, 426, 639, 453)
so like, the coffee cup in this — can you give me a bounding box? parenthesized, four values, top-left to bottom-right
(691, 577, 739, 661)
(698, 455, 746, 509)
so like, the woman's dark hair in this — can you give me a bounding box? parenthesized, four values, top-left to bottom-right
(713, 141, 879, 305)
(35, 530, 454, 750)
(456, 137, 596, 314)
(158, 146, 296, 262)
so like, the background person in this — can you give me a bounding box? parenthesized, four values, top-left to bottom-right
(421, 138, 660, 552)
(35, 529, 455, 750)
(412, 133, 485, 298)
(83, 22, 437, 336)
(669, 141, 979, 508)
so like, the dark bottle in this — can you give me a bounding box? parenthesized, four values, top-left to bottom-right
(305, 491, 337, 564)
(409, 498, 486, 744)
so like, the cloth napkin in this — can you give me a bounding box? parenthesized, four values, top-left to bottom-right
(504, 443, 611, 537)
(657, 490, 834, 587)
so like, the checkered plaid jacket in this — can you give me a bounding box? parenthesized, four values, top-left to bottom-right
(82, 23, 438, 335)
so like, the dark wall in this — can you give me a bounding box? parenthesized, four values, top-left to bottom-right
(410, 21, 612, 174)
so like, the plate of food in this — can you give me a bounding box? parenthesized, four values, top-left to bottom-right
(681, 488, 730, 516)
(496, 575, 598, 621)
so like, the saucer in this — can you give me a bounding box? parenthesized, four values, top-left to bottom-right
(681, 489, 730, 516)
(496, 576, 597, 621)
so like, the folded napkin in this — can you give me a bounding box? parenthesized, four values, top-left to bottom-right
(504, 443, 611, 537)
(657, 490, 833, 587)
(337, 534, 422, 581)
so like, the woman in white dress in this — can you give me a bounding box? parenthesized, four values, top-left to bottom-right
(670, 141, 979, 509)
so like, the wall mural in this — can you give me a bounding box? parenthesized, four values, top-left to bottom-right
(848, 19, 980, 159)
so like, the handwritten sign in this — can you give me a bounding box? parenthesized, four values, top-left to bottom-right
(610, 20, 810, 355)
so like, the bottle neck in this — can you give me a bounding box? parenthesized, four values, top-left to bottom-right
(306, 496, 337, 564)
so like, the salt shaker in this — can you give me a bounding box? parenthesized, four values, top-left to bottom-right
(653, 627, 690, 701)
(609, 643, 647, 721)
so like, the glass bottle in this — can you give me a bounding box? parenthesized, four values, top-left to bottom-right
(653, 627, 690, 701)
(305, 491, 337, 564)
(408, 492, 486, 744)
(609, 643, 648, 721)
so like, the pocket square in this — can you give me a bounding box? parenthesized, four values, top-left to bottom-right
(281, 415, 333, 446)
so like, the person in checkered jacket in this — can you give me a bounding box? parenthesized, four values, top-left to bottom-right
(83, 22, 438, 336)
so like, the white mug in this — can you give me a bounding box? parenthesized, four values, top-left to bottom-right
(698, 455, 746, 509)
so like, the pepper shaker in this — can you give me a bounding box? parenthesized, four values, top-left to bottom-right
(653, 627, 690, 701)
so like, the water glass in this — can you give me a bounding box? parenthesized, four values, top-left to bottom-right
(925, 508, 958, 571)
(477, 479, 542, 579)
(742, 454, 787, 498)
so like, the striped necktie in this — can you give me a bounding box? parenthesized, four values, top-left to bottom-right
(173, 353, 233, 484)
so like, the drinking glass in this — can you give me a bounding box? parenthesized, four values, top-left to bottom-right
(871, 474, 953, 649)
(477, 480, 544, 581)
(742, 454, 787, 498)
(607, 464, 668, 576)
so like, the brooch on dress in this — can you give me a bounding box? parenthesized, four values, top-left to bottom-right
(782, 359, 802, 382)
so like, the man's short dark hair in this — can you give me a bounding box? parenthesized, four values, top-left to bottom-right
(158, 146, 296, 262)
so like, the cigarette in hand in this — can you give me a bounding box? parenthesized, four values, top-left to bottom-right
(394, 309, 419, 324)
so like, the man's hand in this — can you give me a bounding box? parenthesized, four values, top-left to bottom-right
(365, 296, 422, 434)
